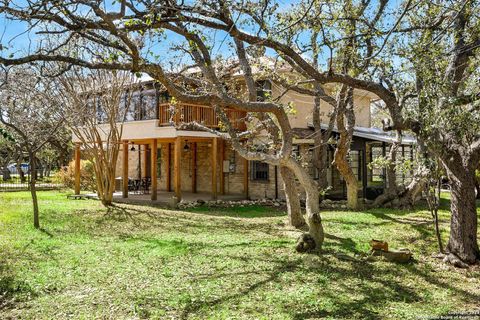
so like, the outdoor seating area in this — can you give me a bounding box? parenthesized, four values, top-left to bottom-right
(127, 177, 151, 194)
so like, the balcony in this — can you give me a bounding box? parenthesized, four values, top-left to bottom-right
(158, 103, 247, 130)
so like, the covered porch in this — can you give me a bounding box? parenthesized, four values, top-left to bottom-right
(72, 134, 250, 202)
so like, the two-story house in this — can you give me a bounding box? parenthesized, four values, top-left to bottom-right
(72, 74, 415, 203)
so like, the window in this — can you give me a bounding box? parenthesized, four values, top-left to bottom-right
(140, 88, 157, 120)
(250, 161, 269, 181)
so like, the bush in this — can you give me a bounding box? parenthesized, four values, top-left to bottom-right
(54, 159, 97, 192)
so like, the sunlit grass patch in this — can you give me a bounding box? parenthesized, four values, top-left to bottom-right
(0, 191, 478, 319)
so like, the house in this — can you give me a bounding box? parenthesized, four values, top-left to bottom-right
(72, 74, 416, 203)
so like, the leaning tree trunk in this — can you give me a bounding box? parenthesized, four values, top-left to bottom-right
(287, 159, 325, 252)
(372, 139, 400, 207)
(444, 161, 479, 265)
(28, 151, 40, 229)
(280, 166, 305, 228)
(334, 149, 358, 209)
(334, 87, 359, 210)
(303, 184, 324, 249)
(395, 164, 429, 208)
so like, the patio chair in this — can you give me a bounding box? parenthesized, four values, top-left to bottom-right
(141, 177, 151, 194)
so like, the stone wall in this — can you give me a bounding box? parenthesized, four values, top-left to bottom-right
(114, 140, 367, 200)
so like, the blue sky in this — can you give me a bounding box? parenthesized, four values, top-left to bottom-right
(0, 0, 404, 70)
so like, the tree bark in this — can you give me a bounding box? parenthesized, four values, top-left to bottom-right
(311, 85, 334, 199)
(29, 151, 40, 229)
(334, 87, 358, 210)
(16, 161, 26, 183)
(1, 167, 11, 181)
(335, 149, 358, 209)
(286, 159, 324, 252)
(304, 184, 324, 249)
(280, 166, 305, 228)
(443, 160, 479, 264)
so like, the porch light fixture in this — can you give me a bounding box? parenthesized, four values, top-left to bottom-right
(183, 143, 190, 151)
(130, 143, 136, 151)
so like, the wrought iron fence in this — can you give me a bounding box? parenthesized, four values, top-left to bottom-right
(0, 173, 63, 192)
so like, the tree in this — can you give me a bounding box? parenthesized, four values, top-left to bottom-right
(55, 67, 135, 206)
(401, 2, 480, 265)
(0, 66, 64, 228)
(0, 126, 15, 181)
(424, 157, 444, 255)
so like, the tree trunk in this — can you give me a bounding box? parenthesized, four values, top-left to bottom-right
(311, 85, 334, 200)
(38, 160, 44, 179)
(396, 170, 428, 208)
(280, 166, 305, 228)
(29, 151, 40, 229)
(16, 161, 26, 183)
(2, 166, 11, 181)
(334, 87, 359, 210)
(335, 152, 359, 209)
(299, 184, 325, 252)
(444, 161, 479, 265)
(286, 159, 324, 252)
(434, 178, 444, 254)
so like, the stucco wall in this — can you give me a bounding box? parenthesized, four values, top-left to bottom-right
(271, 84, 372, 128)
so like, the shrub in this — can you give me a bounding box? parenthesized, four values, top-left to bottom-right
(54, 159, 97, 192)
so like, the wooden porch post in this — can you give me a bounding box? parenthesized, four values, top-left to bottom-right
(192, 142, 197, 193)
(211, 138, 218, 200)
(142, 144, 148, 178)
(362, 148, 368, 199)
(243, 156, 249, 199)
(151, 139, 158, 201)
(122, 140, 129, 198)
(74, 143, 81, 195)
(219, 139, 225, 195)
(166, 143, 171, 192)
(174, 137, 182, 201)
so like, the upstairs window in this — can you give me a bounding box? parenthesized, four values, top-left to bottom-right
(250, 161, 269, 181)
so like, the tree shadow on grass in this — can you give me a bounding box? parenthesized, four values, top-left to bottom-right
(325, 233, 360, 254)
(39, 227, 54, 238)
(185, 204, 286, 219)
(173, 254, 420, 319)
(90, 203, 292, 241)
(172, 252, 479, 320)
(0, 264, 37, 312)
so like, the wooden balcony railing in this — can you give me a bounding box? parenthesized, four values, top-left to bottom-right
(158, 103, 247, 130)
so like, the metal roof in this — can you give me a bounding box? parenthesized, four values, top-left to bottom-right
(292, 123, 417, 145)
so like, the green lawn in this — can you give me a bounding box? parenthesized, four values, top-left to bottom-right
(0, 191, 479, 319)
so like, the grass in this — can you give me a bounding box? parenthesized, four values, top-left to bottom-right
(0, 191, 479, 319)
